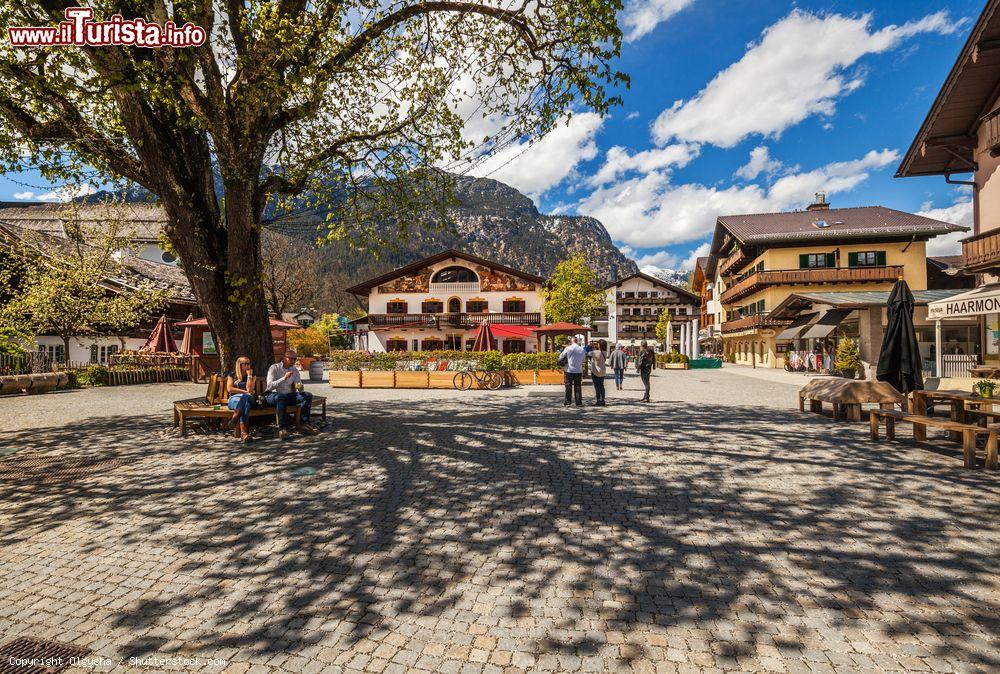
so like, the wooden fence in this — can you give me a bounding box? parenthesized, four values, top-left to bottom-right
(0, 352, 54, 375)
(106, 367, 191, 386)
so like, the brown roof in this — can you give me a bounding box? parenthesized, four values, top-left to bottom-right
(344, 249, 546, 295)
(604, 271, 699, 304)
(897, 0, 1000, 178)
(713, 206, 966, 251)
(0, 202, 167, 241)
(929, 255, 964, 269)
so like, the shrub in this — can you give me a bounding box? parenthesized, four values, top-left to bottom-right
(480, 351, 503, 372)
(0, 327, 30, 357)
(287, 327, 330, 358)
(79, 364, 109, 386)
(834, 338, 861, 372)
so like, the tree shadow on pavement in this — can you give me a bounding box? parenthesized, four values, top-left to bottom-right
(1, 396, 998, 671)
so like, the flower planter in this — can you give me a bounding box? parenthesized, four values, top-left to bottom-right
(361, 371, 396, 388)
(328, 371, 361, 388)
(395, 371, 430, 389)
(428, 371, 456, 389)
(508, 370, 535, 386)
(659, 363, 689, 370)
(535, 369, 564, 385)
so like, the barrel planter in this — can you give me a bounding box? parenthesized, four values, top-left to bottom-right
(509, 370, 535, 386)
(395, 371, 430, 389)
(428, 371, 455, 389)
(328, 371, 361, 388)
(27, 373, 60, 393)
(0, 376, 25, 395)
(535, 370, 564, 385)
(308, 360, 326, 381)
(360, 371, 395, 388)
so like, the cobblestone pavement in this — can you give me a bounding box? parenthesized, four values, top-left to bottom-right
(1, 370, 998, 673)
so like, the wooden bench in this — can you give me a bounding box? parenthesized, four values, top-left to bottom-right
(869, 409, 999, 470)
(173, 375, 327, 437)
(799, 379, 903, 421)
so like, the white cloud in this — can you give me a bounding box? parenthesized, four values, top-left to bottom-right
(652, 10, 962, 148)
(587, 143, 699, 187)
(680, 242, 712, 271)
(735, 146, 785, 181)
(626, 111, 641, 120)
(636, 250, 680, 269)
(12, 191, 35, 200)
(578, 148, 899, 247)
(621, 0, 695, 42)
(10, 184, 96, 202)
(918, 197, 974, 256)
(460, 113, 604, 199)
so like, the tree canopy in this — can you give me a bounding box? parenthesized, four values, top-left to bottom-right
(543, 254, 605, 325)
(654, 308, 671, 347)
(0, 0, 626, 370)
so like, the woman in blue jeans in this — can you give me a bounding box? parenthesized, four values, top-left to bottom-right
(226, 356, 256, 443)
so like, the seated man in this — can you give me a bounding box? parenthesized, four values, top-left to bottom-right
(264, 350, 318, 438)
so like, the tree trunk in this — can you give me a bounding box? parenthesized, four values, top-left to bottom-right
(61, 336, 70, 364)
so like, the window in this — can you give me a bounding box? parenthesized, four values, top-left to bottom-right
(848, 251, 886, 267)
(421, 338, 444, 351)
(90, 344, 119, 364)
(432, 266, 478, 284)
(637, 291, 648, 299)
(386, 339, 408, 352)
(624, 292, 635, 299)
(444, 334, 462, 350)
(421, 300, 444, 314)
(448, 297, 461, 313)
(800, 253, 835, 269)
(466, 299, 489, 313)
(465, 338, 476, 351)
(502, 339, 526, 354)
(40, 344, 65, 362)
(160, 250, 177, 264)
(502, 299, 526, 312)
(386, 300, 408, 314)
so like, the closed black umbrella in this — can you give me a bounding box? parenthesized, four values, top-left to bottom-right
(877, 279, 923, 396)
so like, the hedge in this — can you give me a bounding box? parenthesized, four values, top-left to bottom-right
(324, 350, 560, 372)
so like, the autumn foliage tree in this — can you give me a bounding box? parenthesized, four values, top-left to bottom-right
(0, 1, 625, 371)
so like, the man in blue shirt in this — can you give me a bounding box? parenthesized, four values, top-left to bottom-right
(560, 336, 586, 407)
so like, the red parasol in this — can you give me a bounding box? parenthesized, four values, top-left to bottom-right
(471, 322, 497, 351)
(139, 315, 178, 353)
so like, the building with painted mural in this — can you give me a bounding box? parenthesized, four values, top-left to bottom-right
(709, 194, 968, 371)
(345, 250, 545, 353)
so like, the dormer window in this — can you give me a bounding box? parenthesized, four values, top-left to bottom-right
(432, 266, 478, 284)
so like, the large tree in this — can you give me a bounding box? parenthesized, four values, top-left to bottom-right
(542, 254, 605, 325)
(0, 1, 625, 371)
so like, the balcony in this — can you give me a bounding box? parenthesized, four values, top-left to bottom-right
(368, 312, 541, 329)
(962, 228, 1000, 273)
(720, 265, 905, 304)
(616, 296, 675, 305)
(428, 281, 481, 293)
(719, 248, 754, 277)
(720, 314, 791, 334)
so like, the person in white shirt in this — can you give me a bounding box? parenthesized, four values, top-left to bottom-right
(559, 336, 586, 407)
(265, 350, 317, 438)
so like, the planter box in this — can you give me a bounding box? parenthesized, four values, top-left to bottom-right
(659, 363, 689, 370)
(535, 369, 564, 385)
(395, 371, 430, 389)
(428, 371, 456, 389)
(328, 371, 361, 388)
(509, 370, 535, 386)
(361, 371, 396, 388)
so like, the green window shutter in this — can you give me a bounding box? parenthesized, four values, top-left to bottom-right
(826, 253, 836, 268)
(876, 251, 887, 266)
(799, 254, 810, 269)
(847, 252, 858, 267)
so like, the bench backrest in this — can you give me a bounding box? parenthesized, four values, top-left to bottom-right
(207, 373, 269, 404)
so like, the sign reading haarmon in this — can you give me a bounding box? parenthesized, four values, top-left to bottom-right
(7, 7, 206, 48)
(928, 286, 1000, 320)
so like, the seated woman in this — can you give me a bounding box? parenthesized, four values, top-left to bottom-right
(226, 356, 256, 443)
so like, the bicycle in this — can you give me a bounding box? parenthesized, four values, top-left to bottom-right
(453, 368, 503, 391)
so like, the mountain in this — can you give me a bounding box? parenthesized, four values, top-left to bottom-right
(641, 265, 692, 288)
(84, 172, 639, 311)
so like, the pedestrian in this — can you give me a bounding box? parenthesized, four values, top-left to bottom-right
(588, 339, 608, 406)
(636, 340, 655, 403)
(264, 350, 318, 438)
(608, 342, 627, 390)
(559, 336, 586, 407)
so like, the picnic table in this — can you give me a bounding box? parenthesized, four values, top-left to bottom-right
(798, 378, 903, 421)
(968, 366, 1000, 379)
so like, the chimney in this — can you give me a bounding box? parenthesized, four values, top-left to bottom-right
(807, 191, 829, 211)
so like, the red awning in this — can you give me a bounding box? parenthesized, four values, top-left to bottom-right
(532, 322, 593, 334)
(139, 315, 178, 353)
(472, 323, 536, 339)
(175, 317, 301, 329)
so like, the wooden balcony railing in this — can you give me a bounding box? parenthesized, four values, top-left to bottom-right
(720, 265, 904, 304)
(719, 248, 753, 277)
(369, 312, 542, 328)
(720, 314, 791, 334)
(962, 228, 1000, 273)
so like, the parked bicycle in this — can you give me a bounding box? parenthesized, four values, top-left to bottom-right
(453, 368, 503, 391)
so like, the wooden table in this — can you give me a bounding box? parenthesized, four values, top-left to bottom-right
(969, 366, 1000, 378)
(910, 390, 969, 442)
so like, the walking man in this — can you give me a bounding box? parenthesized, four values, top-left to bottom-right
(636, 340, 655, 403)
(559, 336, 586, 407)
(265, 350, 318, 438)
(588, 340, 608, 406)
(609, 342, 627, 390)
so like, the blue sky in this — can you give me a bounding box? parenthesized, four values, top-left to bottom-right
(0, 0, 982, 272)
